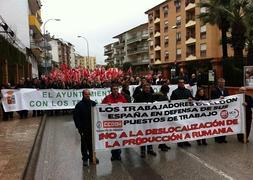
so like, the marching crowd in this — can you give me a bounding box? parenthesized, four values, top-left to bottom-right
(73, 76, 253, 166)
(1, 69, 252, 167)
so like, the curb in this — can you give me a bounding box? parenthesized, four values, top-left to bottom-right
(21, 114, 47, 180)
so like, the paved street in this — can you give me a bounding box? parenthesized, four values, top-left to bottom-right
(34, 115, 253, 180)
(0, 116, 41, 180)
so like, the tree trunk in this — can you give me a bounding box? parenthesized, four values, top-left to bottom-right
(247, 40, 253, 65)
(221, 27, 228, 59)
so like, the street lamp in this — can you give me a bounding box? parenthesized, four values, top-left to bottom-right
(43, 18, 61, 74)
(77, 35, 89, 59)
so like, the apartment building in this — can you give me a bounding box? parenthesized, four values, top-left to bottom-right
(28, 0, 43, 78)
(104, 42, 117, 66)
(145, 0, 233, 79)
(104, 23, 149, 72)
(0, 0, 43, 85)
(48, 38, 75, 68)
(75, 55, 96, 70)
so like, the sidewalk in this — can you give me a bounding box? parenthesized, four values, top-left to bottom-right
(0, 115, 41, 180)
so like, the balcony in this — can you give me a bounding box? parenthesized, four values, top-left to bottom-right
(114, 42, 125, 48)
(154, 18, 160, 24)
(185, 2, 196, 11)
(154, 32, 161, 38)
(104, 49, 113, 56)
(185, 20, 196, 28)
(154, 59, 162, 64)
(29, 15, 42, 34)
(30, 41, 43, 57)
(127, 47, 149, 55)
(185, 37, 196, 44)
(127, 36, 142, 44)
(186, 54, 197, 61)
(105, 58, 114, 63)
(154, 46, 161, 51)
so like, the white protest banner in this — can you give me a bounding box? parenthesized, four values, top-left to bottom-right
(1, 88, 111, 112)
(94, 94, 245, 151)
(1, 85, 196, 111)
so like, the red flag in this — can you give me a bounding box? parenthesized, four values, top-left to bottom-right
(127, 67, 132, 74)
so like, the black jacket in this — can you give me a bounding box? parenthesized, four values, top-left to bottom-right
(153, 92, 169, 101)
(134, 91, 155, 103)
(211, 87, 229, 99)
(133, 85, 154, 100)
(170, 87, 193, 100)
(73, 98, 96, 131)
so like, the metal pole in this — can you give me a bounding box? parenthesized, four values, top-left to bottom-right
(77, 36, 89, 59)
(43, 19, 60, 74)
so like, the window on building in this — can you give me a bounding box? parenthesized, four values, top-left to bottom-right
(164, 21, 169, 33)
(200, 25, 206, 39)
(186, 44, 196, 56)
(176, 48, 181, 60)
(200, 43, 207, 57)
(176, 16, 181, 27)
(164, 36, 169, 47)
(165, 51, 169, 61)
(163, 5, 169, 17)
(174, 0, 181, 12)
(176, 32, 181, 43)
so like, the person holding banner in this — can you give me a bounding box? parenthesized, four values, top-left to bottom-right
(171, 78, 193, 148)
(102, 84, 127, 161)
(73, 89, 99, 166)
(133, 77, 154, 100)
(237, 87, 253, 143)
(194, 88, 208, 145)
(211, 78, 229, 143)
(134, 83, 157, 158)
(154, 84, 171, 151)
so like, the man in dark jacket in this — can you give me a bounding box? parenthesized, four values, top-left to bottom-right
(73, 89, 99, 166)
(134, 83, 157, 158)
(211, 78, 229, 143)
(133, 77, 154, 100)
(171, 78, 193, 148)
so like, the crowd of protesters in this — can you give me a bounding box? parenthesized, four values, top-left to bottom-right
(1, 65, 252, 150)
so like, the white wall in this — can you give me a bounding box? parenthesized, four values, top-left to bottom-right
(0, 0, 30, 48)
(69, 46, 75, 68)
(49, 40, 59, 63)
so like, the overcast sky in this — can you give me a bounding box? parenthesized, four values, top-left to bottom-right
(41, 0, 165, 64)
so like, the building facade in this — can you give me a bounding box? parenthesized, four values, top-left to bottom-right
(145, 0, 233, 79)
(104, 23, 149, 72)
(48, 38, 75, 68)
(28, 0, 43, 78)
(0, 0, 43, 85)
(75, 54, 96, 70)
